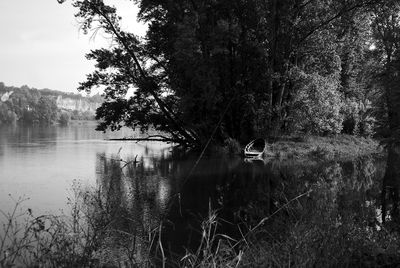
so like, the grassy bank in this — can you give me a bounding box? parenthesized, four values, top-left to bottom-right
(259, 135, 382, 161)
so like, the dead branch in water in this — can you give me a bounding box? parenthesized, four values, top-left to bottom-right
(106, 135, 180, 143)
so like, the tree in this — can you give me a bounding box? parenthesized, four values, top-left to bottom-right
(369, 1, 400, 222)
(58, 111, 71, 125)
(371, 1, 400, 140)
(36, 96, 58, 124)
(58, 0, 385, 147)
(290, 68, 344, 134)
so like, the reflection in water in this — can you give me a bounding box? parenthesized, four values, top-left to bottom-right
(381, 144, 400, 226)
(93, 152, 387, 266)
(2, 124, 395, 266)
(93, 152, 176, 264)
(0, 124, 170, 215)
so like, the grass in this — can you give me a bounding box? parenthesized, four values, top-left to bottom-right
(261, 134, 382, 161)
(176, 187, 400, 268)
(0, 195, 242, 267)
(241, 222, 400, 267)
(179, 204, 243, 268)
(0, 184, 160, 268)
(2, 188, 400, 267)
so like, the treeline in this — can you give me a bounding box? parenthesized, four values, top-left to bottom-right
(0, 82, 101, 125)
(59, 0, 400, 147)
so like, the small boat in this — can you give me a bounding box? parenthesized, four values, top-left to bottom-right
(244, 138, 267, 158)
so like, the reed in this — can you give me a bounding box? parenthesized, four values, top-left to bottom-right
(2, 182, 400, 267)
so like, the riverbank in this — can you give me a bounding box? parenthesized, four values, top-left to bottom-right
(258, 134, 382, 161)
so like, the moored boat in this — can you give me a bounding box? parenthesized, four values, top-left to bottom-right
(244, 138, 267, 158)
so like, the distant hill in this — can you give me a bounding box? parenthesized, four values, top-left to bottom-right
(0, 82, 102, 102)
(0, 82, 104, 124)
(0, 82, 103, 112)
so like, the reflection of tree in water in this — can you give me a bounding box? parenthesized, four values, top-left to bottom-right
(94, 155, 277, 262)
(162, 157, 384, 256)
(310, 158, 384, 229)
(90, 151, 388, 265)
(93, 152, 176, 265)
(381, 145, 400, 227)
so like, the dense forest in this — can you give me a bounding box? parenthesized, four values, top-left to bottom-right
(58, 0, 400, 150)
(0, 82, 102, 125)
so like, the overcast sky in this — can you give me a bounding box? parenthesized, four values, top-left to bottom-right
(0, 0, 146, 93)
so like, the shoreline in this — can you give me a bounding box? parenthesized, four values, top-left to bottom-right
(244, 134, 383, 162)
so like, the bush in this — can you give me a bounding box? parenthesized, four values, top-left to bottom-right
(290, 69, 344, 135)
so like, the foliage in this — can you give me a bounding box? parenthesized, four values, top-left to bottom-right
(59, 111, 71, 125)
(36, 96, 58, 124)
(0, 83, 101, 125)
(342, 98, 376, 136)
(0, 103, 17, 125)
(371, 0, 400, 144)
(57, 0, 387, 146)
(290, 69, 344, 134)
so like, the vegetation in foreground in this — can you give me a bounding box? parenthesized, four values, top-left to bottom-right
(2, 194, 400, 267)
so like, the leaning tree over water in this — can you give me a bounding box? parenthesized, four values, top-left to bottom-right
(59, 0, 388, 148)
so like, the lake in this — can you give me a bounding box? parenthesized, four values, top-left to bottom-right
(0, 124, 392, 266)
(0, 123, 171, 214)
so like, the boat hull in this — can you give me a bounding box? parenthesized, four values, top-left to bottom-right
(244, 138, 267, 158)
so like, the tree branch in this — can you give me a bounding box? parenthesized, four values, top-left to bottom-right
(296, 0, 384, 48)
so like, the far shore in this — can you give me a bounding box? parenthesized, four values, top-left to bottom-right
(61, 119, 97, 126)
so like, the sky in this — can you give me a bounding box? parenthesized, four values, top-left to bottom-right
(0, 0, 147, 93)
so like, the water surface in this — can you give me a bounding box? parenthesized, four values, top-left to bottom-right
(0, 124, 391, 265)
(0, 123, 170, 214)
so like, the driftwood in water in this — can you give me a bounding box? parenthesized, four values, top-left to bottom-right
(107, 135, 179, 143)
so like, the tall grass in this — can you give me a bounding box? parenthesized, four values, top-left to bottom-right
(0, 195, 243, 267)
(0, 195, 95, 267)
(0, 184, 160, 267)
(2, 188, 400, 267)
(180, 203, 243, 268)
